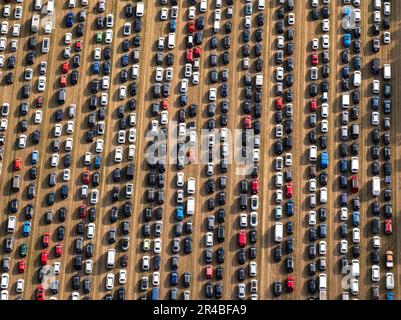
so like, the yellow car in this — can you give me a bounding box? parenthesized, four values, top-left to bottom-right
(143, 239, 151, 252)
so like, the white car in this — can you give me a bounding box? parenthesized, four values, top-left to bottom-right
(276, 36, 284, 49)
(142, 256, 150, 271)
(249, 262, 257, 277)
(239, 213, 248, 228)
(102, 76, 110, 89)
(184, 63, 192, 78)
(384, 2, 391, 16)
(154, 238, 162, 254)
(0, 55, 4, 67)
(276, 67, 284, 81)
(128, 128, 136, 143)
(308, 211, 316, 225)
(352, 228, 360, 243)
(251, 195, 259, 210)
(71, 292, 80, 300)
(275, 157, 283, 171)
(372, 265, 380, 282)
(0, 21, 8, 35)
(322, 19, 329, 32)
(1, 274, 9, 290)
(372, 80, 380, 93)
(84, 260, 93, 274)
(385, 273, 394, 290)
(117, 130, 126, 144)
(322, 35, 329, 48)
(45, 21, 53, 34)
(250, 212, 258, 228)
(12, 24, 21, 37)
(177, 173, 184, 187)
(87, 222, 96, 238)
(188, 6, 196, 19)
(371, 112, 380, 126)
(65, 33, 72, 44)
(123, 22, 131, 36)
(351, 279, 359, 296)
(321, 120, 328, 132)
(106, 14, 114, 28)
(69, 0, 76, 8)
(81, 185, 89, 199)
(3, 5, 10, 17)
(105, 29, 113, 43)
(128, 145, 136, 160)
(160, 8, 168, 20)
(0, 290, 8, 300)
(62, 169, 70, 181)
(119, 86, 127, 100)
(340, 207, 348, 221)
(284, 153, 292, 166)
(84, 152, 92, 165)
(288, 13, 295, 25)
(275, 125, 283, 138)
(180, 79, 189, 93)
(66, 121, 74, 134)
(165, 67, 174, 81)
(373, 11, 381, 23)
(354, 9, 361, 22)
(171, 6, 179, 18)
(64, 47, 71, 58)
(119, 270, 127, 284)
(244, 16, 251, 28)
(100, 93, 108, 106)
(105, 274, 114, 290)
(0, 119, 7, 131)
(309, 179, 317, 192)
(310, 67, 318, 80)
(152, 272, 160, 286)
(155, 67, 163, 82)
(95, 139, 104, 153)
(319, 241, 327, 255)
(94, 48, 102, 60)
(0, 38, 6, 51)
(37, 76, 46, 92)
(18, 135, 27, 148)
(209, 88, 217, 101)
(373, 236, 380, 248)
(34, 110, 43, 124)
(15, 6, 23, 19)
(340, 240, 348, 254)
(276, 190, 283, 203)
(312, 38, 319, 50)
(238, 284, 245, 300)
(114, 147, 123, 163)
(383, 31, 391, 44)
(275, 172, 283, 187)
(51, 154, 59, 167)
(16, 279, 24, 293)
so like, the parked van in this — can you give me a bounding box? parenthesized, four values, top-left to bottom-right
(351, 259, 360, 277)
(187, 178, 196, 195)
(131, 65, 139, 79)
(151, 287, 159, 300)
(353, 71, 361, 87)
(7, 216, 16, 233)
(167, 33, 176, 49)
(106, 249, 116, 268)
(351, 123, 359, 138)
(46, 0, 55, 15)
(34, 0, 43, 10)
(374, 0, 382, 10)
(342, 93, 350, 108)
(319, 274, 327, 291)
(255, 74, 263, 87)
(136, 2, 145, 17)
(309, 146, 317, 161)
(42, 38, 50, 53)
(351, 157, 359, 173)
(383, 64, 391, 80)
(12, 175, 21, 192)
(258, 0, 265, 10)
(372, 177, 380, 196)
(31, 14, 40, 33)
(213, 20, 220, 33)
(187, 197, 195, 215)
(274, 222, 283, 243)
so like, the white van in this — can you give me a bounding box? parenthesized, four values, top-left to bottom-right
(351, 157, 359, 173)
(309, 146, 317, 161)
(353, 71, 361, 87)
(7, 216, 16, 233)
(383, 64, 391, 80)
(351, 259, 360, 277)
(274, 222, 283, 243)
(319, 274, 327, 291)
(107, 249, 116, 269)
(187, 197, 195, 215)
(131, 65, 139, 79)
(213, 20, 220, 33)
(136, 2, 145, 17)
(34, 0, 43, 10)
(31, 14, 40, 33)
(374, 0, 382, 10)
(187, 178, 196, 195)
(47, 0, 55, 15)
(258, 0, 265, 10)
(372, 177, 380, 196)
(320, 187, 328, 203)
(167, 33, 176, 49)
(255, 74, 263, 87)
(342, 93, 350, 108)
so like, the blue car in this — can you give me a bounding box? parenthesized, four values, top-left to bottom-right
(176, 206, 184, 221)
(352, 211, 360, 226)
(343, 6, 352, 17)
(31, 150, 39, 164)
(92, 62, 100, 74)
(179, 94, 187, 106)
(319, 224, 327, 238)
(121, 55, 129, 67)
(387, 292, 394, 300)
(343, 33, 351, 47)
(286, 199, 294, 216)
(371, 96, 379, 110)
(170, 272, 178, 286)
(341, 193, 347, 207)
(169, 20, 176, 32)
(340, 159, 348, 173)
(320, 151, 328, 169)
(94, 156, 101, 169)
(66, 12, 74, 27)
(22, 221, 31, 236)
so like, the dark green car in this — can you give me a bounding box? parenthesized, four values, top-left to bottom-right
(19, 244, 27, 257)
(384, 83, 392, 98)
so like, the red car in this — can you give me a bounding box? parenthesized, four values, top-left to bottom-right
(385, 219, 392, 235)
(244, 115, 252, 129)
(42, 233, 50, 248)
(62, 61, 69, 73)
(351, 175, 359, 193)
(311, 52, 319, 65)
(205, 265, 213, 279)
(187, 20, 195, 33)
(286, 275, 295, 292)
(40, 251, 49, 266)
(18, 260, 25, 273)
(285, 182, 293, 198)
(188, 149, 195, 163)
(78, 204, 87, 218)
(161, 99, 168, 110)
(238, 230, 246, 247)
(82, 171, 90, 184)
(194, 46, 201, 57)
(36, 286, 45, 300)
(75, 40, 82, 51)
(275, 96, 283, 110)
(14, 157, 22, 170)
(251, 179, 259, 194)
(310, 99, 318, 112)
(60, 75, 67, 87)
(186, 49, 193, 63)
(55, 243, 62, 257)
(36, 96, 44, 107)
